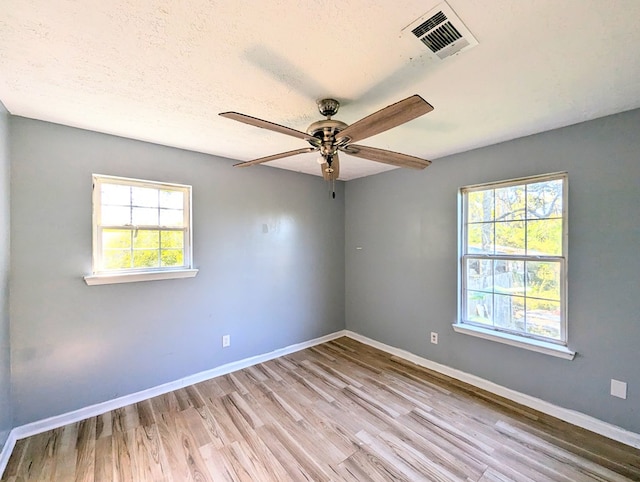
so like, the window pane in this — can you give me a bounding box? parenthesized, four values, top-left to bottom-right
(495, 185, 525, 221)
(526, 300, 561, 340)
(103, 249, 131, 270)
(467, 291, 493, 326)
(102, 229, 131, 249)
(467, 190, 494, 223)
(467, 223, 493, 254)
(495, 221, 525, 254)
(494, 260, 525, 296)
(132, 207, 159, 226)
(133, 230, 159, 249)
(132, 187, 158, 208)
(101, 184, 131, 206)
(526, 261, 561, 300)
(160, 190, 183, 209)
(161, 249, 184, 267)
(133, 250, 159, 268)
(527, 179, 563, 219)
(161, 230, 184, 248)
(527, 219, 562, 256)
(159, 208, 184, 227)
(466, 258, 493, 291)
(494, 294, 525, 332)
(101, 205, 131, 225)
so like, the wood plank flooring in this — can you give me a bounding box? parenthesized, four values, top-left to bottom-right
(3, 337, 639, 481)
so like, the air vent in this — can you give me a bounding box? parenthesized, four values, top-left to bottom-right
(402, 2, 477, 60)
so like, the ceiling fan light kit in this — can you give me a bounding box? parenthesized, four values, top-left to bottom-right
(220, 94, 434, 197)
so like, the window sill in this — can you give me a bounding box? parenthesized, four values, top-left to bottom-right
(84, 269, 198, 286)
(452, 323, 576, 360)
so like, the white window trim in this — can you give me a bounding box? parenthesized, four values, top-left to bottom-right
(452, 322, 575, 360)
(84, 268, 198, 286)
(85, 174, 198, 285)
(456, 172, 573, 358)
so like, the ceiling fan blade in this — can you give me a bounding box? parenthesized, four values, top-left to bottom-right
(336, 95, 433, 144)
(341, 144, 431, 169)
(321, 153, 340, 181)
(220, 112, 311, 140)
(233, 147, 318, 168)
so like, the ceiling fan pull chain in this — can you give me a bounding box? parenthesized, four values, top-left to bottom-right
(326, 176, 335, 199)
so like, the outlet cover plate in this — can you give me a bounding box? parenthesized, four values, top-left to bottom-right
(611, 379, 627, 399)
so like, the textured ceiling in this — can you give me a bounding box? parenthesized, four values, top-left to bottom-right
(1, 0, 639, 180)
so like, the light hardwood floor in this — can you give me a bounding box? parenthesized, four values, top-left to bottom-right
(3, 337, 639, 481)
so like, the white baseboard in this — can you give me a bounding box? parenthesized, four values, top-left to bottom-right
(345, 330, 640, 450)
(10, 330, 347, 442)
(0, 431, 17, 479)
(3, 326, 639, 479)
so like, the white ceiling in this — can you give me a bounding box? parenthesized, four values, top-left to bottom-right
(1, 0, 639, 180)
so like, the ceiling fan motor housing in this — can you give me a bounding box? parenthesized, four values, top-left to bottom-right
(306, 119, 348, 160)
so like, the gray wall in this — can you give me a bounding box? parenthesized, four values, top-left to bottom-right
(7, 108, 640, 434)
(345, 108, 640, 433)
(10, 117, 345, 426)
(0, 103, 12, 449)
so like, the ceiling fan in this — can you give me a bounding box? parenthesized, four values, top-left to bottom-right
(220, 94, 434, 196)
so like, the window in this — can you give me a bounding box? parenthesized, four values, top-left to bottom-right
(85, 175, 197, 285)
(455, 172, 573, 359)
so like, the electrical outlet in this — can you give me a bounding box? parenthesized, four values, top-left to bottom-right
(222, 334, 230, 348)
(430, 332, 438, 344)
(611, 379, 627, 399)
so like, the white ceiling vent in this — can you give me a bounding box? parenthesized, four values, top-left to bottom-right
(402, 2, 478, 60)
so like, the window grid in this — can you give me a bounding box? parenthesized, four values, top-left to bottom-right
(92, 175, 192, 275)
(97, 227, 187, 271)
(462, 255, 565, 343)
(460, 173, 567, 345)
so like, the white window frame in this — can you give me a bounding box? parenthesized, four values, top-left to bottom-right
(454, 172, 574, 360)
(84, 174, 198, 285)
